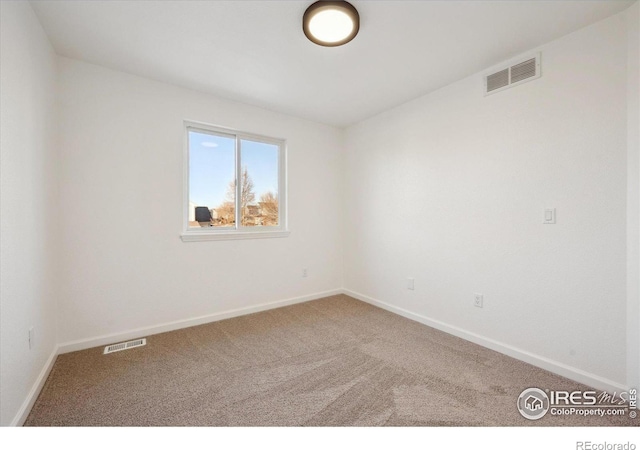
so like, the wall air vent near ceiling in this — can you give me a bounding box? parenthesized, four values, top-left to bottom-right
(484, 53, 541, 95)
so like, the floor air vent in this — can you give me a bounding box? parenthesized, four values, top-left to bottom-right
(484, 53, 540, 95)
(104, 338, 146, 354)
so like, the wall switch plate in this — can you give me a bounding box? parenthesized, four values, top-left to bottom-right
(543, 208, 556, 224)
(407, 278, 415, 290)
(302, 268, 308, 278)
(474, 294, 483, 308)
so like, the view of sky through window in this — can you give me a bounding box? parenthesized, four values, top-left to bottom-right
(189, 130, 235, 209)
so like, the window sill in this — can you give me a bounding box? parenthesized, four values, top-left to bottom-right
(180, 230, 290, 242)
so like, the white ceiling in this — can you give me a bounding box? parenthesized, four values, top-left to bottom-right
(31, 0, 634, 127)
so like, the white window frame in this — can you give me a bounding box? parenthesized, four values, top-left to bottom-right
(181, 120, 289, 242)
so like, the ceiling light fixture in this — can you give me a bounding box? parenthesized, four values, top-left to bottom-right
(303, 1, 360, 47)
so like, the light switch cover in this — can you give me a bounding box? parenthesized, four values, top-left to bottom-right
(544, 208, 556, 224)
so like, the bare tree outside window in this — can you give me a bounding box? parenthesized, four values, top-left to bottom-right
(213, 201, 235, 226)
(215, 170, 278, 227)
(259, 191, 279, 226)
(238, 167, 256, 226)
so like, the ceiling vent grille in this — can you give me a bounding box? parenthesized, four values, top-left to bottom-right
(104, 338, 146, 354)
(484, 53, 541, 96)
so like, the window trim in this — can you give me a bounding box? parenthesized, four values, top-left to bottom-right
(181, 120, 289, 242)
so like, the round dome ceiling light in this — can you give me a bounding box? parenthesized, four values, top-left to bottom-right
(303, 1, 360, 47)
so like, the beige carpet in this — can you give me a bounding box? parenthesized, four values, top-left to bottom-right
(25, 295, 632, 426)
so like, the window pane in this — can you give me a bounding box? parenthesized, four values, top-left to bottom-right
(188, 130, 235, 228)
(240, 139, 279, 227)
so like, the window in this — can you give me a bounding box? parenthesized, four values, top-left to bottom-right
(182, 121, 288, 241)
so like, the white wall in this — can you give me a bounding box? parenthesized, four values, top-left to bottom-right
(2, 1, 636, 427)
(627, 1, 640, 390)
(0, 2, 59, 426)
(55, 58, 344, 346)
(344, 12, 630, 387)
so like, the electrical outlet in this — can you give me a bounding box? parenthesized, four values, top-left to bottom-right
(28, 327, 34, 350)
(474, 294, 483, 308)
(302, 268, 308, 278)
(407, 278, 415, 290)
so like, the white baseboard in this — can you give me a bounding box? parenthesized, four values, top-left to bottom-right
(14, 287, 627, 426)
(343, 288, 629, 394)
(11, 346, 59, 427)
(57, 289, 343, 355)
